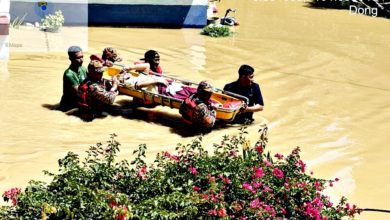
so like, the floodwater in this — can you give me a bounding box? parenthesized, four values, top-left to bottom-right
(1, 1, 389, 219)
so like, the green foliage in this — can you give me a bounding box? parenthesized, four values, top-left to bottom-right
(1, 127, 362, 219)
(201, 24, 232, 37)
(41, 10, 64, 32)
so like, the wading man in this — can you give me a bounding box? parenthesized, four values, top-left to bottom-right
(224, 64, 264, 124)
(59, 46, 87, 111)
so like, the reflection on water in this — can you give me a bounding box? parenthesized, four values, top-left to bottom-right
(0, 1, 389, 218)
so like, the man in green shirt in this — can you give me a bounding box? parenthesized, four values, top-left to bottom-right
(59, 46, 87, 111)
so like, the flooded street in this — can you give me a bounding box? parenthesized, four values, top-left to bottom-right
(0, 1, 389, 219)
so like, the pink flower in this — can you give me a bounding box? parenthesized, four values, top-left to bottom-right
(219, 175, 231, 184)
(264, 160, 273, 167)
(207, 174, 216, 183)
(304, 203, 321, 220)
(193, 186, 200, 191)
(201, 194, 209, 200)
(312, 197, 324, 209)
(314, 181, 322, 191)
(164, 151, 179, 162)
(255, 144, 263, 153)
(137, 166, 147, 180)
(115, 205, 128, 220)
(335, 178, 339, 182)
(298, 160, 306, 173)
(252, 181, 262, 189)
(2, 187, 22, 206)
(208, 209, 217, 216)
(263, 186, 272, 193)
(242, 183, 256, 194)
(272, 168, 284, 179)
(217, 208, 227, 217)
(254, 167, 265, 179)
(250, 198, 261, 209)
(108, 196, 118, 208)
(189, 167, 198, 175)
(274, 153, 284, 160)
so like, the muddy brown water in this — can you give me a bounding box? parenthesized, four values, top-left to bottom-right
(0, 1, 389, 219)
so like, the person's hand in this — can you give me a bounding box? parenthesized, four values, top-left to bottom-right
(156, 77, 168, 86)
(105, 60, 114, 67)
(111, 76, 119, 92)
(210, 104, 219, 110)
(239, 103, 248, 113)
(210, 109, 216, 117)
(124, 65, 136, 72)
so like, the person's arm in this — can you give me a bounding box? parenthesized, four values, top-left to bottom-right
(242, 103, 263, 113)
(135, 76, 168, 89)
(125, 63, 150, 73)
(241, 84, 264, 113)
(89, 84, 117, 105)
(194, 103, 216, 128)
(65, 72, 80, 97)
(110, 76, 119, 92)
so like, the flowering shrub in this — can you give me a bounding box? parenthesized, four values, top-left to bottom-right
(0, 126, 362, 219)
(41, 10, 64, 32)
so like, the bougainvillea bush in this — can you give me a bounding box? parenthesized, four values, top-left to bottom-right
(1, 126, 361, 219)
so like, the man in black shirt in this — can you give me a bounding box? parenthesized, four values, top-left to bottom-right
(223, 64, 264, 124)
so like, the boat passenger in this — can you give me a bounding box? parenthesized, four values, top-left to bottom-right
(121, 72, 196, 100)
(59, 46, 87, 112)
(179, 81, 216, 130)
(137, 50, 163, 75)
(78, 60, 119, 117)
(223, 64, 264, 124)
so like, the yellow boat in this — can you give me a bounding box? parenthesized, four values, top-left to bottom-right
(104, 67, 248, 122)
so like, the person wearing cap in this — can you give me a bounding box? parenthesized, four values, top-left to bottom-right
(101, 47, 123, 67)
(142, 50, 163, 75)
(78, 60, 119, 117)
(59, 45, 87, 111)
(223, 64, 264, 124)
(179, 81, 216, 130)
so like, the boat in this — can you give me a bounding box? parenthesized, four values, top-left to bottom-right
(104, 67, 249, 122)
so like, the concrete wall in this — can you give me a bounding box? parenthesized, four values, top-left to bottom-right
(0, 0, 10, 60)
(10, 0, 207, 27)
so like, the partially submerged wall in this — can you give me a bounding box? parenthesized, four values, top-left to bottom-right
(10, 0, 208, 27)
